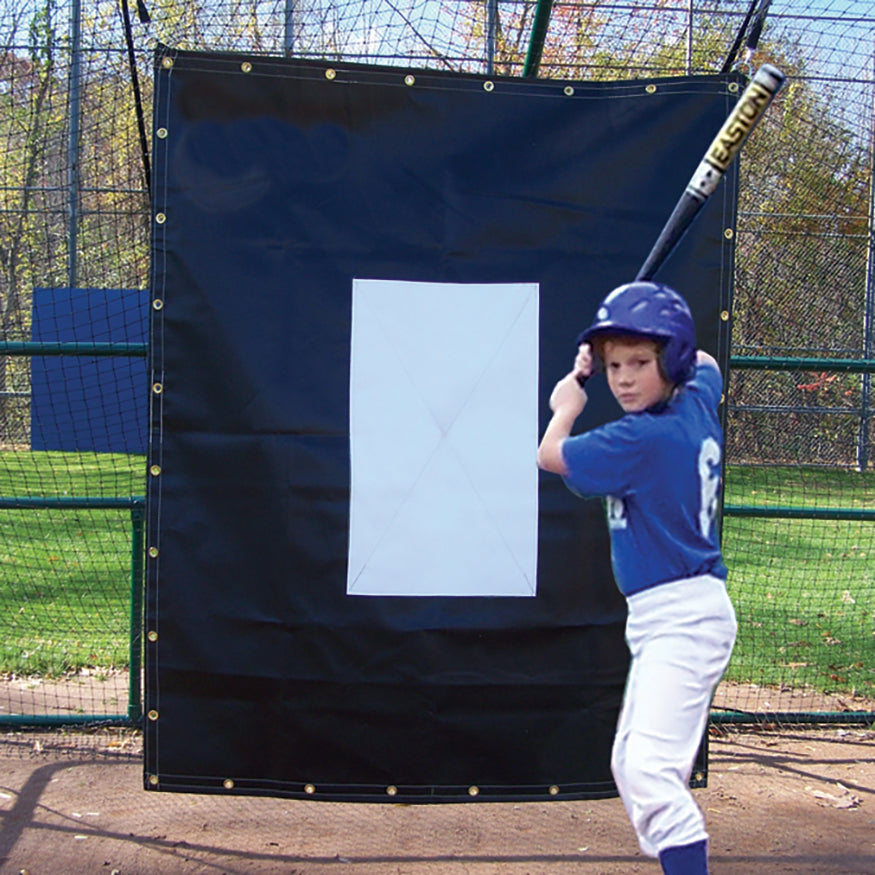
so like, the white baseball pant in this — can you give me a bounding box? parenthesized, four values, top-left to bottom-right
(611, 574, 737, 859)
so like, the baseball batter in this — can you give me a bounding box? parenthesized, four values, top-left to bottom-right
(537, 281, 737, 875)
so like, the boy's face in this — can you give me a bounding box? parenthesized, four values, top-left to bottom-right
(602, 337, 673, 413)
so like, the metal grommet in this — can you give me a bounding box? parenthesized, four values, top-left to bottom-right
(152, 299, 164, 310)
(724, 228, 734, 239)
(155, 213, 166, 224)
(152, 382, 163, 395)
(386, 785, 398, 796)
(728, 82, 739, 93)
(223, 779, 235, 789)
(468, 785, 480, 797)
(563, 85, 574, 96)
(150, 465, 161, 476)
(549, 785, 560, 796)
(148, 546, 159, 559)
(325, 68, 336, 80)
(645, 84, 657, 94)
(161, 57, 173, 70)
(404, 74, 415, 86)
(694, 771, 705, 783)
(147, 709, 159, 721)
(241, 62, 252, 73)
(483, 81, 494, 92)
(147, 630, 158, 642)
(304, 783, 316, 795)
(148, 774, 159, 786)
(721, 310, 730, 322)
(156, 128, 168, 139)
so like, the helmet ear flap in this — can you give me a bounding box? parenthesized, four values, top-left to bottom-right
(652, 338, 679, 383)
(656, 344, 671, 382)
(661, 335, 697, 385)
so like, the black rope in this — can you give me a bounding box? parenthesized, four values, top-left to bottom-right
(120, 0, 151, 195)
(746, 0, 773, 54)
(135, 0, 151, 24)
(721, 0, 770, 74)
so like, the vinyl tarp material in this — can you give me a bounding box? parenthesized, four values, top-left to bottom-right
(144, 47, 737, 802)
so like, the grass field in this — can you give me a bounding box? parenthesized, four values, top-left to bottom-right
(724, 464, 875, 509)
(0, 451, 145, 677)
(723, 465, 875, 700)
(0, 453, 873, 705)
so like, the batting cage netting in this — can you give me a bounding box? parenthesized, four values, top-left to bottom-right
(0, 0, 873, 757)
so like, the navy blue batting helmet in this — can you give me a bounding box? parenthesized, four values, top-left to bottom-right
(577, 281, 697, 385)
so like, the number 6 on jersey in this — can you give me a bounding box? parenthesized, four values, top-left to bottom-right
(698, 437, 721, 539)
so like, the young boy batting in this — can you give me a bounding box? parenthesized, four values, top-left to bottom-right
(537, 281, 737, 875)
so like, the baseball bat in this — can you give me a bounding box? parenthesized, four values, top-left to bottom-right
(635, 63, 786, 282)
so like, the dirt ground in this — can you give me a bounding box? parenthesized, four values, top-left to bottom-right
(0, 721, 871, 875)
(1, 674, 874, 874)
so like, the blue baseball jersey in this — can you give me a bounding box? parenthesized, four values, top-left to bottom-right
(560, 362, 727, 597)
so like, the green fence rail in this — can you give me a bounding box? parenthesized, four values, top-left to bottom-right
(0, 342, 148, 357)
(725, 505, 875, 521)
(731, 356, 875, 373)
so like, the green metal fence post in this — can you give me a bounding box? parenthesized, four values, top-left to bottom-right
(522, 0, 554, 77)
(128, 500, 145, 723)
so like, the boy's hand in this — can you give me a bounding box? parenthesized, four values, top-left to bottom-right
(537, 344, 593, 475)
(539, 369, 586, 475)
(574, 342, 595, 384)
(696, 349, 720, 374)
(549, 370, 587, 417)
(549, 343, 593, 415)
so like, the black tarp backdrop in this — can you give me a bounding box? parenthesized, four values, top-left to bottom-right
(145, 46, 738, 802)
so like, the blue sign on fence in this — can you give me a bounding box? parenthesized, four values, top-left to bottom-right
(30, 288, 148, 454)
